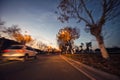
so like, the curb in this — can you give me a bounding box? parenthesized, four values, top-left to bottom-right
(60, 55, 120, 80)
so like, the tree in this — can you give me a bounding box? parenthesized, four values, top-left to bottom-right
(3, 25, 21, 38)
(85, 42, 92, 53)
(4, 25, 33, 45)
(36, 41, 48, 51)
(80, 43, 84, 52)
(57, 0, 120, 59)
(57, 26, 80, 54)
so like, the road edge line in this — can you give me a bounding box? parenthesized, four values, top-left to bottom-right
(60, 55, 120, 80)
(60, 55, 96, 80)
(0, 61, 19, 66)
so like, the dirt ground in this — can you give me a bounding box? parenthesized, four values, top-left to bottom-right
(63, 53, 120, 76)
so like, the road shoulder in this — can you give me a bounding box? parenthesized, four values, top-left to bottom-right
(60, 55, 120, 80)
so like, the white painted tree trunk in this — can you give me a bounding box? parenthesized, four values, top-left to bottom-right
(98, 43, 109, 59)
(71, 49, 74, 54)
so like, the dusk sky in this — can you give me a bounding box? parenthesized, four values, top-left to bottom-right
(0, 0, 120, 49)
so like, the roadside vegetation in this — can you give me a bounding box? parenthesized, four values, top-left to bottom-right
(63, 53, 120, 76)
(57, 0, 120, 59)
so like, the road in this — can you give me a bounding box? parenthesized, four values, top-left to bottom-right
(0, 54, 90, 80)
(0, 54, 119, 80)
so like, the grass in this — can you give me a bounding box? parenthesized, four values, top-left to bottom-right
(63, 53, 120, 76)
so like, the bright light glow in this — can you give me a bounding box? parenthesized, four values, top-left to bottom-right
(3, 50, 10, 53)
(1, 0, 120, 49)
(15, 50, 25, 53)
(2, 53, 24, 57)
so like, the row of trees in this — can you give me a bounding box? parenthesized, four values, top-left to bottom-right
(0, 20, 33, 45)
(56, 26, 92, 54)
(56, 0, 120, 59)
(0, 19, 53, 51)
(0, 20, 49, 51)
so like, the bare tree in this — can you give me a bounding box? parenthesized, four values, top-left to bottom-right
(57, 0, 120, 59)
(4, 25, 33, 45)
(37, 41, 48, 51)
(57, 26, 80, 54)
(3, 25, 21, 38)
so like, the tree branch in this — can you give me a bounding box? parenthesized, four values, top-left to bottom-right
(69, 0, 90, 25)
(81, 0, 95, 24)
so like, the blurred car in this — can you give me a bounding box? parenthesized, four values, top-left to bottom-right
(2, 45, 37, 61)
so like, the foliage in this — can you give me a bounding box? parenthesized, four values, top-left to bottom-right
(3, 25, 33, 44)
(57, 26, 80, 53)
(64, 54, 120, 76)
(57, 0, 120, 59)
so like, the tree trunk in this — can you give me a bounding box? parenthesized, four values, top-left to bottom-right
(96, 35, 109, 59)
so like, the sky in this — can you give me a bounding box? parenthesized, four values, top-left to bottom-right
(0, 0, 120, 49)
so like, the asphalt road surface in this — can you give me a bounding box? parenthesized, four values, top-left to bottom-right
(0, 54, 91, 80)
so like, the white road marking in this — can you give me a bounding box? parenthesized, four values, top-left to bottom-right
(60, 55, 96, 80)
(0, 61, 19, 65)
